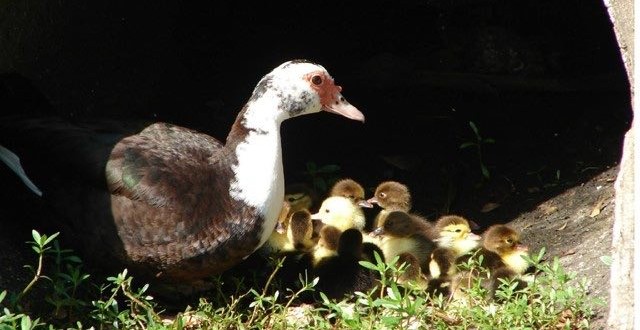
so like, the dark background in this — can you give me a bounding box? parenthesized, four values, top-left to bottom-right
(0, 0, 632, 228)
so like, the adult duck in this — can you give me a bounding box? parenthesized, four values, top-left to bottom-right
(1, 60, 364, 285)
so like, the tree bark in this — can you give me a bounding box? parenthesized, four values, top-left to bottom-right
(604, 0, 635, 328)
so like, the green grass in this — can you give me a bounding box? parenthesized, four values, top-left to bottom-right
(1, 231, 601, 329)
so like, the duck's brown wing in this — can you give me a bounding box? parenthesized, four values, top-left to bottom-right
(106, 122, 225, 208)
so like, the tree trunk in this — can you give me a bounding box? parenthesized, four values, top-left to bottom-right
(604, 0, 635, 328)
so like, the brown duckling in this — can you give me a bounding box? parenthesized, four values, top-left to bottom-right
(329, 178, 371, 207)
(265, 184, 317, 253)
(395, 252, 428, 289)
(287, 210, 317, 251)
(370, 210, 436, 273)
(451, 224, 531, 300)
(479, 224, 530, 276)
(365, 181, 412, 228)
(311, 225, 342, 266)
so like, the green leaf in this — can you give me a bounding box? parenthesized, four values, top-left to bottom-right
(43, 232, 60, 246)
(20, 315, 31, 330)
(317, 164, 340, 173)
(600, 255, 612, 266)
(306, 162, 317, 173)
(31, 230, 41, 245)
(481, 164, 490, 179)
(484, 138, 496, 144)
(469, 121, 479, 135)
(65, 255, 82, 264)
(459, 142, 476, 149)
(0, 291, 5, 303)
(358, 260, 377, 271)
(313, 177, 326, 192)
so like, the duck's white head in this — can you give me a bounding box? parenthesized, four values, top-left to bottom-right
(248, 60, 364, 123)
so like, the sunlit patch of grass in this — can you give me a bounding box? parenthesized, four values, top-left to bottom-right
(1, 231, 601, 329)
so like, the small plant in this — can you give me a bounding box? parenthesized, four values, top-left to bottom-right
(460, 121, 495, 185)
(0, 230, 601, 329)
(90, 269, 160, 329)
(9, 230, 60, 308)
(45, 240, 90, 320)
(0, 290, 44, 330)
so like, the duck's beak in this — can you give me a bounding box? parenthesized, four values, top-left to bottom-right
(322, 92, 365, 122)
(310, 212, 322, 221)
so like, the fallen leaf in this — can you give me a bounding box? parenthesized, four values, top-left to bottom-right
(556, 222, 568, 231)
(480, 202, 501, 213)
(590, 197, 608, 217)
(561, 248, 577, 257)
(538, 203, 558, 215)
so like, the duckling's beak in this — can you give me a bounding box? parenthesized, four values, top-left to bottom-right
(310, 212, 322, 221)
(370, 227, 385, 237)
(357, 199, 374, 208)
(366, 197, 379, 206)
(466, 232, 482, 241)
(515, 243, 529, 252)
(275, 221, 286, 234)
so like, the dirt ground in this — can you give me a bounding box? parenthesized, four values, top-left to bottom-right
(510, 166, 616, 329)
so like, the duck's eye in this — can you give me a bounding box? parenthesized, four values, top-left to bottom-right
(379, 193, 387, 198)
(311, 75, 323, 85)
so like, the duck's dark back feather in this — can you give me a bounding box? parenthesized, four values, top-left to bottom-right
(0, 116, 145, 276)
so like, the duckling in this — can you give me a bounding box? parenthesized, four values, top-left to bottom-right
(428, 215, 482, 279)
(313, 228, 380, 299)
(365, 181, 412, 228)
(284, 182, 317, 213)
(395, 252, 428, 289)
(479, 224, 530, 276)
(311, 196, 366, 232)
(451, 224, 531, 300)
(370, 210, 436, 273)
(330, 178, 368, 206)
(265, 184, 317, 253)
(287, 210, 316, 251)
(311, 225, 342, 266)
(434, 215, 482, 255)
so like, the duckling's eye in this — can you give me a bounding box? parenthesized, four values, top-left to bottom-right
(379, 192, 387, 198)
(325, 209, 330, 213)
(287, 197, 295, 202)
(506, 239, 513, 244)
(455, 229, 462, 233)
(311, 75, 323, 85)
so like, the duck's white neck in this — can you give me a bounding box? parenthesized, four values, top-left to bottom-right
(229, 92, 286, 249)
